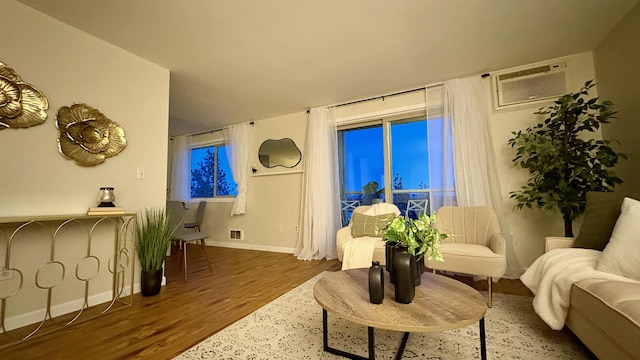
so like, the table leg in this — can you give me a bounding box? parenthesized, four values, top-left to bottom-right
(368, 326, 375, 360)
(322, 309, 370, 360)
(395, 332, 410, 360)
(479, 317, 486, 360)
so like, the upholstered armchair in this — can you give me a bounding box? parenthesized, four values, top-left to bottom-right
(425, 206, 506, 307)
(336, 203, 400, 268)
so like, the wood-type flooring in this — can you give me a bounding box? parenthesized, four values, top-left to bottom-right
(0, 246, 530, 360)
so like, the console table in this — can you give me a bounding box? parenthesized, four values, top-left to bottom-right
(0, 213, 136, 349)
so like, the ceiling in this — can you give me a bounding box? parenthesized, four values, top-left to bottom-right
(19, 0, 639, 136)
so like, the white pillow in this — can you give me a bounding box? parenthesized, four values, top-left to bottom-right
(595, 197, 640, 281)
(363, 203, 400, 216)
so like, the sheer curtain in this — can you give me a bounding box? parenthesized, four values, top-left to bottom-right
(223, 123, 251, 215)
(444, 76, 523, 278)
(425, 85, 456, 211)
(169, 135, 190, 203)
(295, 107, 341, 260)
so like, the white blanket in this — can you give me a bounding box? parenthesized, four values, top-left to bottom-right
(520, 248, 638, 330)
(341, 237, 381, 270)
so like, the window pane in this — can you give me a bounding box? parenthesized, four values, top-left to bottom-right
(216, 146, 238, 196)
(390, 120, 429, 217)
(190, 146, 214, 198)
(339, 126, 384, 225)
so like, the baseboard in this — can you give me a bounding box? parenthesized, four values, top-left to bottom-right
(4, 276, 166, 331)
(207, 240, 295, 254)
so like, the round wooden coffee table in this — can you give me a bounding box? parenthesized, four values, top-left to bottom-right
(313, 269, 487, 360)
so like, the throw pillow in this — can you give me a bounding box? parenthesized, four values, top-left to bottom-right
(595, 197, 640, 281)
(350, 212, 396, 238)
(574, 192, 626, 250)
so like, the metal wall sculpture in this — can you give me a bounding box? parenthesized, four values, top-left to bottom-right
(56, 103, 127, 166)
(0, 61, 49, 130)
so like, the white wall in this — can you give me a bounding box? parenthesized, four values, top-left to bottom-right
(0, 1, 169, 325)
(185, 112, 307, 253)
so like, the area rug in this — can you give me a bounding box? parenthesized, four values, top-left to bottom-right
(175, 272, 592, 359)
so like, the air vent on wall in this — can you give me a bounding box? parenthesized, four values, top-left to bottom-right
(493, 61, 568, 110)
(229, 229, 244, 240)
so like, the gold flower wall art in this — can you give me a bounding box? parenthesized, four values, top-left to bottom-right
(0, 61, 49, 129)
(56, 103, 127, 166)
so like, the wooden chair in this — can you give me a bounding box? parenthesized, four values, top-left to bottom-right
(167, 201, 213, 282)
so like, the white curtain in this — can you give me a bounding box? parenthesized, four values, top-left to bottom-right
(169, 135, 190, 203)
(295, 107, 341, 260)
(444, 76, 523, 278)
(223, 123, 251, 215)
(425, 85, 456, 212)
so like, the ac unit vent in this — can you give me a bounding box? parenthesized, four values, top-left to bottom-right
(493, 61, 568, 110)
(229, 229, 244, 240)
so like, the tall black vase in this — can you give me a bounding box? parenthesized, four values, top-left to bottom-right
(385, 243, 397, 284)
(140, 268, 163, 297)
(393, 246, 416, 304)
(415, 256, 425, 286)
(368, 261, 384, 304)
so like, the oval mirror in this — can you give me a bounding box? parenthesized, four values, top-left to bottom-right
(258, 138, 302, 168)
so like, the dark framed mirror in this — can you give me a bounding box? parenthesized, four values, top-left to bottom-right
(258, 138, 302, 168)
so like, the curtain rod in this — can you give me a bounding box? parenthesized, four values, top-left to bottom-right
(306, 73, 490, 113)
(170, 121, 254, 139)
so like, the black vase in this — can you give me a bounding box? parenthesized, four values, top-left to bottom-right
(385, 243, 397, 285)
(368, 261, 384, 304)
(140, 268, 163, 296)
(415, 256, 425, 286)
(393, 246, 416, 304)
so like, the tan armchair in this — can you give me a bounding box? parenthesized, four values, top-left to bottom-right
(425, 206, 507, 307)
(336, 203, 400, 266)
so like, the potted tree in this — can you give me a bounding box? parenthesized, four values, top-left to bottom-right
(136, 207, 176, 296)
(362, 181, 384, 205)
(508, 80, 626, 237)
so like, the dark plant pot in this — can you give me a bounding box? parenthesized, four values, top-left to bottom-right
(140, 268, 163, 297)
(368, 261, 384, 304)
(385, 243, 397, 285)
(393, 246, 415, 304)
(415, 256, 425, 286)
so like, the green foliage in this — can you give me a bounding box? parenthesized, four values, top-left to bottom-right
(362, 181, 382, 195)
(136, 208, 176, 272)
(381, 213, 448, 261)
(508, 80, 626, 236)
(190, 147, 235, 197)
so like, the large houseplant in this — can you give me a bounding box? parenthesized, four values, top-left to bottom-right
(508, 80, 626, 237)
(136, 207, 176, 296)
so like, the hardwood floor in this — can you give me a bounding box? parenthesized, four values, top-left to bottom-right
(0, 246, 529, 360)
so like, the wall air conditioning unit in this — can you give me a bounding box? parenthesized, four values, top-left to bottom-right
(493, 60, 568, 110)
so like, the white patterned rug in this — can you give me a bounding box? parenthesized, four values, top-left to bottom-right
(175, 272, 593, 359)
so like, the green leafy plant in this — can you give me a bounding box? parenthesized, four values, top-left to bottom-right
(136, 208, 177, 272)
(508, 80, 626, 237)
(362, 181, 383, 195)
(381, 213, 448, 261)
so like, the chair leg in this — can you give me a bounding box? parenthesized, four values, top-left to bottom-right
(200, 239, 213, 272)
(487, 277, 492, 308)
(183, 241, 188, 282)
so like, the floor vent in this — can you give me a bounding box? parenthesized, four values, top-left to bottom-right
(229, 229, 244, 240)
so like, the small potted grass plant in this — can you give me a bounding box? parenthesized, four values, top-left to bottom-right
(136, 207, 176, 296)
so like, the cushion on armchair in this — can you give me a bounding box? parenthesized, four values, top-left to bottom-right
(350, 212, 396, 237)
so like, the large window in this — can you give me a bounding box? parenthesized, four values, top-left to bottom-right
(338, 116, 455, 225)
(190, 144, 237, 198)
